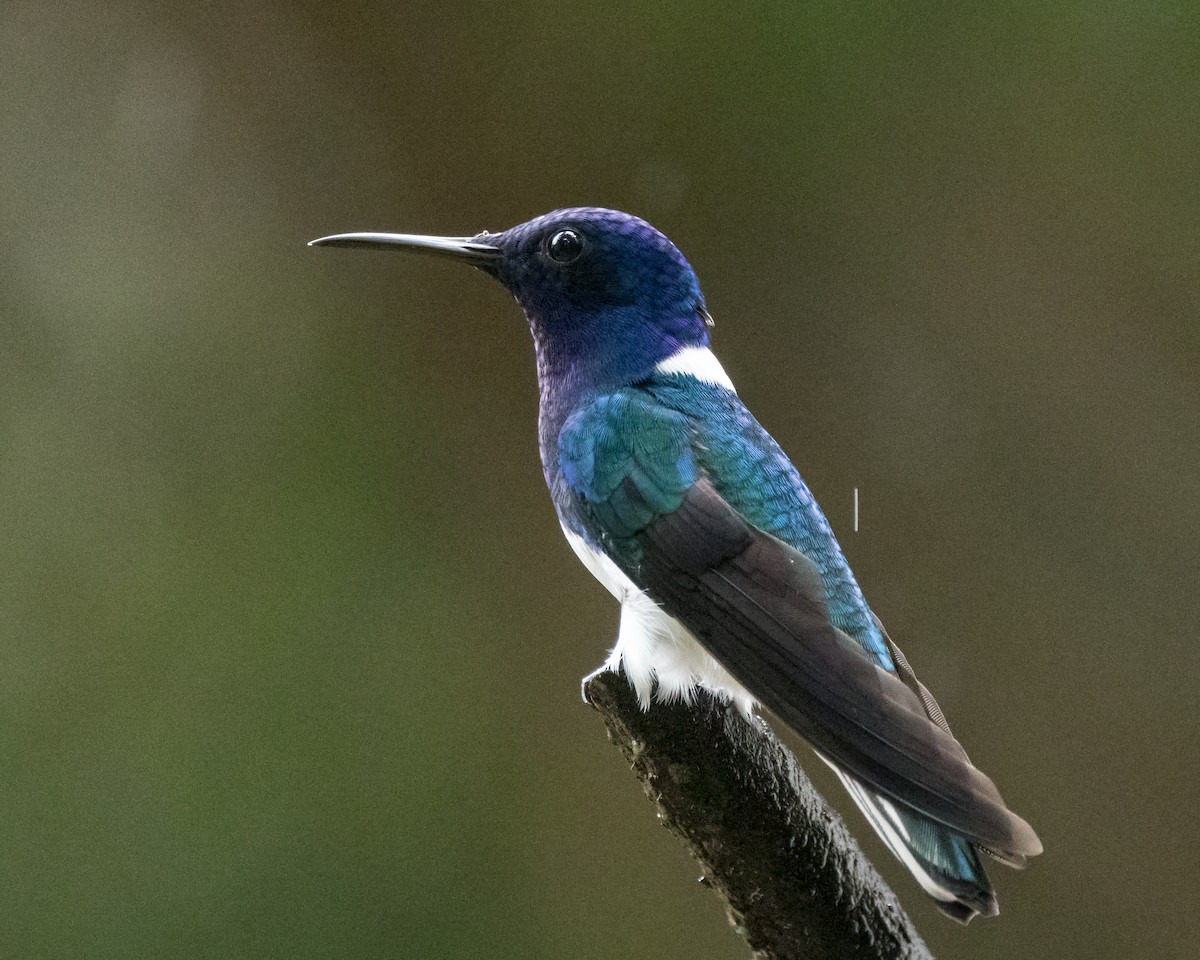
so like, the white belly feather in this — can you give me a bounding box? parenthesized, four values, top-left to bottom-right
(561, 525, 757, 717)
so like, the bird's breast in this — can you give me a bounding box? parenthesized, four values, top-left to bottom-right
(559, 523, 757, 716)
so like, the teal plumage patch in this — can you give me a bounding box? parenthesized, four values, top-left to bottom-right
(559, 391, 697, 542)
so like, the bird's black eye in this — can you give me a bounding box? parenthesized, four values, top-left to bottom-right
(547, 228, 583, 264)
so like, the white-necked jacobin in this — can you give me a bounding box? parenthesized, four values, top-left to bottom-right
(310, 208, 1042, 922)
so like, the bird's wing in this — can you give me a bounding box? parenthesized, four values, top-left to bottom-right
(558, 391, 1041, 857)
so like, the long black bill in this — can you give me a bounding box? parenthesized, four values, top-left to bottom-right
(308, 231, 501, 264)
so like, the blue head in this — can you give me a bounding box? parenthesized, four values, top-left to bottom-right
(480, 208, 710, 389)
(311, 208, 712, 396)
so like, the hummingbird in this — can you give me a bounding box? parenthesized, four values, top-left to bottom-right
(310, 207, 1041, 922)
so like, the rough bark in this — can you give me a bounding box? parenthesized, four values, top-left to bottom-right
(585, 672, 935, 960)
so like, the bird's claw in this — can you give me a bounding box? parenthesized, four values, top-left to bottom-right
(580, 663, 616, 704)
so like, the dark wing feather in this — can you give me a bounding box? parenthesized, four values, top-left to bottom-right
(634, 477, 1042, 857)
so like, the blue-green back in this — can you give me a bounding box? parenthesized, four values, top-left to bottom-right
(559, 373, 894, 672)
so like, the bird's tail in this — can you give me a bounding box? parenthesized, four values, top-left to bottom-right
(828, 761, 1028, 922)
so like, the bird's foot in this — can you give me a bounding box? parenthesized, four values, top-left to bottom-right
(580, 663, 617, 704)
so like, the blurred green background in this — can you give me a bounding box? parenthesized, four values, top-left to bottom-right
(2, 2, 1197, 957)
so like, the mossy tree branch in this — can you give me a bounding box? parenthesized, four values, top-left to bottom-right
(585, 672, 935, 960)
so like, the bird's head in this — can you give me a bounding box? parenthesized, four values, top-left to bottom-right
(311, 207, 712, 391)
